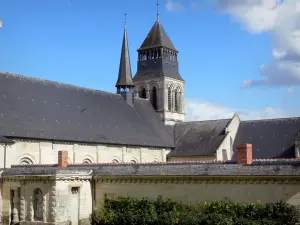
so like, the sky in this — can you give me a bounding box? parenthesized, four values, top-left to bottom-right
(0, 0, 300, 121)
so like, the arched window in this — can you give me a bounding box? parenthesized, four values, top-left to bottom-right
(111, 159, 119, 164)
(139, 88, 147, 99)
(82, 158, 92, 164)
(142, 53, 147, 61)
(19, 157, 33, 165)
(174, 87, 181, 113)
(150, 87, 158, 110)
(33, 188, 43, 221)
(130, 160, 137, 164)
(168, 87, 172, 111)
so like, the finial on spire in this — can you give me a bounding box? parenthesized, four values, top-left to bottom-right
(124, 12, 127, 27)
(156, 0, 160, 21)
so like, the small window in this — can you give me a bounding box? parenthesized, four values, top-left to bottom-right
(71, 187, 79, 194)
(139, 88, 147, 99)
(222, 149, 228, 161)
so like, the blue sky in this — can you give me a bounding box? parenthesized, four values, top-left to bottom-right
(0, 0, 299, 120)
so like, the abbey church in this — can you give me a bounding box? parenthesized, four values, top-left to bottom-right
(1, 12, 300, 225)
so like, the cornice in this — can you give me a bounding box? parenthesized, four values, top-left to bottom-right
(95, 176, 300, 185)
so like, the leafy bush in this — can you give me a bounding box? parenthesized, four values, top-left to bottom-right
(90, 196, 300, 225)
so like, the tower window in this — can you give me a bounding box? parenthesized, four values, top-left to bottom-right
(150, 87, 158, 110)
(168, 87, 172, 111)
(142, 53, 147, 61)
(175, 87, 181, 113)
(139, 88, 147, 99)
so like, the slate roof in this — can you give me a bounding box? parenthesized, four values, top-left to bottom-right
(168, 119, 231, 157)
(92, 161, 300, 177)
(233, 117, 300, 159)
(115, 25, 134, 87)
(0, 136, 14, 144)
(138, 20, 177, 51)
(133, 68, 184, 82)
(0, 72, 174, 148)
(3, 160, 300, 177)
(1, 166, 92, 176)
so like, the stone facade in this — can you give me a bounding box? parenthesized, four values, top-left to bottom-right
(0, 169, 92, 225)
(1, 147, 300, 225)
(134, 76, 185, 125)
(0, 140, 170, 168)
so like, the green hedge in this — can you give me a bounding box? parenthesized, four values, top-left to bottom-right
(90, 196, 300, 225)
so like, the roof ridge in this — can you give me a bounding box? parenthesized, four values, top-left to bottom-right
(181, 118, 231, 124)
(242, 116, 300, 122)
(0, 71, 120, 97)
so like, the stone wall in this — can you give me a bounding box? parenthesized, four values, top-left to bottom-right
(216, 114, 240, 161)
(1, 180, 20, 225)
(0, 177, 2, 223)
(1, 139, 170, 168)
(55, 180, 92, 225)
(0, 177, 92, 225)
(95, 177, 300, 208)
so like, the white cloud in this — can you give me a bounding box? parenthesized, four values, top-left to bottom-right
(166, 0, 185, 12)
(213, 0, 300, 88)
(185, 98, 290, 121)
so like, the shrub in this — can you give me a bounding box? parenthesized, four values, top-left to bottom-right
(90, 196, 300, 225)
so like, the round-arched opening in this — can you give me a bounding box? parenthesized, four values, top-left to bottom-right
(130, 159, 137, 164)
(139, 87, 147, 99)
(19, 157, 34, 165)
(33, 188, 43, 221)
(111, 159, 119, 164)
(82, 158, 93, 164)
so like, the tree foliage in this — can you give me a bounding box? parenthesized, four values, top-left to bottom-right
(90, 196, 300, 225)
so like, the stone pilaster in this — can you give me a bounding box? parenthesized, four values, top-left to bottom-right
(49, 184, 56, 222)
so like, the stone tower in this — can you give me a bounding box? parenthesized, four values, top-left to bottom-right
(133, 18, 185, 125)
(115, 20, 135, 105)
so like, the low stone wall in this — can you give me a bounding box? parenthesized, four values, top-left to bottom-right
(95, 177, 300, 207)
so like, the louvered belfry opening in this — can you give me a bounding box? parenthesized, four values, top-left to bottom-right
(150, 87, 158, 110)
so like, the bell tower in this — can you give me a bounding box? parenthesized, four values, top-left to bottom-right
(132, 4, 185, 125)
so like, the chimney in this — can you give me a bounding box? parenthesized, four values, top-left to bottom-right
(237, 144, 252, 164)
(58, 151, 68, 168)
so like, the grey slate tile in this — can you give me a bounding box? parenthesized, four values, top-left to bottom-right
(233, 118, 300, 159)
(0, 72, 173, 148)
(168, 119, 231, 157)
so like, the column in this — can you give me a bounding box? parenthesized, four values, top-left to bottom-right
(49, 184, 56, 222)
(11, 189, 20, 225)
(42, 195, 46, 222)
(19, 187, 25, 221)
(28, 196, 33, 221)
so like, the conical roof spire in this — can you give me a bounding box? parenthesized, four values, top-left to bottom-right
(115, 14, 134, 88)
(138, 20, 177, 51)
